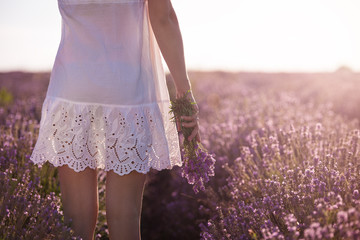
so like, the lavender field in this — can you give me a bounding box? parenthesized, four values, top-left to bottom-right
(1, 70, 360, 239)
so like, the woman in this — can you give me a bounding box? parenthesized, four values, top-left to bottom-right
(29, 0, 200, 239)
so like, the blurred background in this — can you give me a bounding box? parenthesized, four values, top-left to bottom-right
(0, 0, 359, 73)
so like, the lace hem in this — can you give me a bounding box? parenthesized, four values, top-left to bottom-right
(30, 96, 182, 176)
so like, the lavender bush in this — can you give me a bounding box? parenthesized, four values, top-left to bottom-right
(0, 94, 81, 239)
(197, 86, 360, 239)
(0, 166, 80, 239)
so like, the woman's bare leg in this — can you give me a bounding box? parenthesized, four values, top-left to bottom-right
(106, 169, 147, 240)
(58, 165, 99, 240)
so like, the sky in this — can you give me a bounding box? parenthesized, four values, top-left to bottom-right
(0, 0, 359, 73)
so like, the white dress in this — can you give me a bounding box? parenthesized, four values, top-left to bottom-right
(30, 0, 182, 176)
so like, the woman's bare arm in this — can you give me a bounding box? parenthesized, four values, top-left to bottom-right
(148, 0, 201, 142)
(148, 0, 191, 97)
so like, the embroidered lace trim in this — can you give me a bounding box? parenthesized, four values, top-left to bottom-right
(30, 96, 182, 176)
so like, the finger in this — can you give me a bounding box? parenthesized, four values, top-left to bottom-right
(188, 125, 199, 142)
(192, 104, 199, 114)
(182, 121, 197, 128)
(181, 114, 198, 121)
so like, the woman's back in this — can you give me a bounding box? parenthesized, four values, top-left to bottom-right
(50, 0, 163, 105)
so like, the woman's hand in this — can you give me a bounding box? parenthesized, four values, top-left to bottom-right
(175, 90, 201, 143)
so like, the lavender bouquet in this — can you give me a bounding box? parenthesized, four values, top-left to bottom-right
(169, 89, 216, 194)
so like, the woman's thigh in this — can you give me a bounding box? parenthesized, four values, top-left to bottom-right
(57, 165, 99, 224)
(106, 170, 146, 240)
(105, 170, 147, 220)
(105, 170, 147, 240)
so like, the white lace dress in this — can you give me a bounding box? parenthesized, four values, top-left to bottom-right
(30, 0, 182, 176)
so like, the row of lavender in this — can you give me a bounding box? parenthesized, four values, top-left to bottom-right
(196, 82, 360, 239)
(1, 71, 360, 239)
